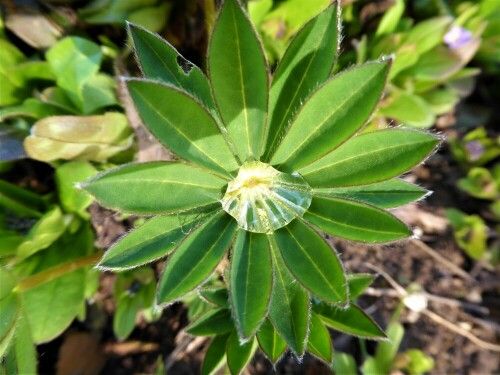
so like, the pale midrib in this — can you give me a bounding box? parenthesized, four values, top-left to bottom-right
(306, 210, 403, 236)
(165, 217, 231, 298)
(231, 7, 252, 158)
(242, 234, 253, 329)
(140, 35, 182, 87)
(96, 179, 221, 190)
(302, 138, 429, 177)
(133, 89, 228, 173)
(317, 190, 421, 196)
(278, 68, 381, 166)
(285, 226, 342, 300)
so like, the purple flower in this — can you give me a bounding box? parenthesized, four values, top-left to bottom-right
(465, 140, 485, 162)
(444, 25, 473, 49)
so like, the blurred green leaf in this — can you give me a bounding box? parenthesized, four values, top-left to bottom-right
(56, 161, 97, 217)
(332, 352, 357, 375)
(446, 208, 488, 260)
(380, 92, 435, 128)
(0, 180, 45, 218)
(347, 273, 376, 299)
(458, 167, 498, 200)
(376, 0, 405, 37)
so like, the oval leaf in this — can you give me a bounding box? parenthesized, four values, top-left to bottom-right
(199, 288, 230, 308)
(208, 0, 268, 161)
(274, 220, 347, 303)
(256, 319, 287, 364)
(299, 129, 440, 187)
(157, 213, 237, 304)
(128, 23, 216, 111)
(268, 239, 309, 357)
(187, 308, 234, 336)
(263, 2, 340, 160)
(99, 211, 216, 270)
(230, 231, 272, 339)
(315, 179, 428, 208)
(271, 61, 390, 171)
(316, 303, 386, 339)
(82, 162, 227, 215)
(304, 196, 411, 242)
(202, 334, 229, 375)
(127, 79, 238, 177)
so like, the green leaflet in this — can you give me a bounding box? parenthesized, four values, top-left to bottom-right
(263, 2, 339, 161)
(157, 213, 237, 304)
(230, 231, 272, 339)
(307, 312, 333, 364)
(199, 288, 230, 308)
(226, 330, 257, 375)
(187, 308, 234, 336)
(99, 211, 216, 270)
(0, 180, 46, 218)
(208, 0, 268, 161)
(202, 334, 229, 375)
(304, 196, 411, 243)
(22, 269, 86, 343)
(82, 162, 227, 215)
(316, 303, 386, 339)
(332, 352, 358, 375)
(271, 61, 390, 171)
(363, 322, 405, 375)
(256, 319, 287, 364)
(274, 220, 347, 303)
(128, 23, 216, 111)
(299, 129, 439, 187)
(4, 313, 37, 375)
(268, 238, 309, 357)
(347, 273, 376, 299)
(113, 293, 142, 341)
(0, 294, 20, 348)
(315, 179, 428, 208)
(127, 79, 238, 177)
(380, 92, 435, 129)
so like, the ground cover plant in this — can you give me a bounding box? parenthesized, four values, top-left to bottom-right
(81, 0, 439, 372)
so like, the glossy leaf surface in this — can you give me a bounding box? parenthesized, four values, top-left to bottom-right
(127, 79, 238, 176)
(304, 196, 411, 242)
(272, 61, 390, 171)
(299, 129, 439, 187)
(230, 231, 272, 339)
(82, 162, 226, 215)
(268, 239, 309, 356)
(274, 220, 347, 303)
(99, 211, 215, 270)
(157, 213, 237, 304)
(208, 0, 268, 161)
(263, 3, 339, 160)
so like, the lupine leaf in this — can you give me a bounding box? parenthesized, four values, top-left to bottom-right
(202, 334, 229, 375)
(82, 162, 227, 215)
(6, 313, 37, 375)
(127, 79, 238, 177)
(315, 179, 428, 208)
(316, 303, 386, 339)
(226, 330, 257, 375)
(332, 352, 358, 375)
(299, 129, 439, 187)
(256, 319, 287, 364)
(0, 294, 20, 347)
(99, 211, 216, 270)
(274, 220, 347, 303)
(186, 308, 234, 336)
(129, 23, 216, 111)
(157, 213, 237, 304)
(263, 2, 339, 161)
(268, 238, 309, 357)
(230, 231, 272, 339)
(199, 287, 229, 308)
(208, 0, 268, 161)
(0, 180, 45, 218)
(347, 273, 376, 299)
(304, 196, 410, 243)
(271, 61, 390, 171)
(307, 312, 333, 364)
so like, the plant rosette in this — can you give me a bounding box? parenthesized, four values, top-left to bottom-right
(82, 0, 439, 363)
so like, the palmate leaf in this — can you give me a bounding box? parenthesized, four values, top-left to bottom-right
(271, 61, 391, 171)
(315, 179, 428, 208)
(273, 219, 347, 303)
(157, 212, 237, 304)
(127, 79, 238, 177)
(304, 196, 410, 243)
(299, 129, 440, 187)
(98, 211, 217, 270)
(229, 231, 272, 340)
(263, 2, 340, 161)
(128, 23, 216, 111)
(208, 0, 268, 161)
(82, 162, 226, 215)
